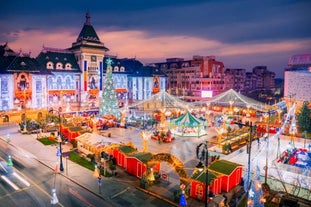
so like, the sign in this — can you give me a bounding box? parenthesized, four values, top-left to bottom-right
(98, 175, 102, 186)
(63, 152, 69, 158)
(162, 173, 167, 179)
(201, 90, 213, 98)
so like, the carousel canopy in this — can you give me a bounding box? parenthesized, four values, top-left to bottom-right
(194, 89, 271, 112)
(171, 111, 204, 127)
(124, 91, 190, 111)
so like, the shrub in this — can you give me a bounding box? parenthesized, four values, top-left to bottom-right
(71, 139, 77, 148)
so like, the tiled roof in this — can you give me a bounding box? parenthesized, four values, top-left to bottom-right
(36, 49, 81, 73)
(191, 170, 218, 184)
(0, 56, 15, 74)
(0, 43, 17, 56)
(103, 57, 167, 77)
(75, 12, 100, 43)
(69, 13, 108, 51)
(208, 159, 242, 176)
(130, 152, 153, 163)
(77, 24, 101, 43)
(1, 55, 51, 74)
(119, 145, 137, 154)
(103, 57, 143, 74)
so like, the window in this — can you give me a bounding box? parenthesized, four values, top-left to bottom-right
(65, 63, 72, 69)
(120, 66, 125, 72)
(56, 62, 63, 69)
(91, 56, 97, 62)
(47, 61, 54, 69)
(114, 66, 119, 72)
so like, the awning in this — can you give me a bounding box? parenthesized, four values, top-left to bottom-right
(115, 88, 127, 93)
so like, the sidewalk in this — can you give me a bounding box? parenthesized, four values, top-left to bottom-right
(1, 124, 204, 207)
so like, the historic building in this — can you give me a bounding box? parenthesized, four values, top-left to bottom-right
(0, 12, 166, 117)
(102, 56, 167, 106)
(0, 44, 49, 111)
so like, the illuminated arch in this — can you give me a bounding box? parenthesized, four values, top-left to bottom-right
(148, 153, 189, 185)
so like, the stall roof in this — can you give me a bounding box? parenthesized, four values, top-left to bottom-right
(75, 132, 118, 146)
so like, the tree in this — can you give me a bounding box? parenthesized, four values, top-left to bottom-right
(99, 58, 120, 119)
(297, 101, 311, 135)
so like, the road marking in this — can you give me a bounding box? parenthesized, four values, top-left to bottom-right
(0, 162, 8, 173)
(110, 187, 130, 199)
(68, 187, 96, 207)
(12, 172, 30, 187)
(10, 166, 65, 207)
(1, 175, 20, 190)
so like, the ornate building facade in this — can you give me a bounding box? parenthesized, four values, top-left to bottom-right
(0, 13, 167, 121)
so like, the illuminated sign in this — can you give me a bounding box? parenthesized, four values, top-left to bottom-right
(201, 90, 213, 98)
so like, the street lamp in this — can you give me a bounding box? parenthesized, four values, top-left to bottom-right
(54, 108, 64, 172)
(234, 121, 256, 205)
(196, 141, 209, 207)
(57, 136, 64, 172)
(263, 110, 272, 184)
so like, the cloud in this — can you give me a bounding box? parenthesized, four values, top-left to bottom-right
(3, 27, 310, 79)
(101, 29, 311, 62)
(3, 29, 76, 55)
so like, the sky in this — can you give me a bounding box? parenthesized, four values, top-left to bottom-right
(1, 0, 311, 78)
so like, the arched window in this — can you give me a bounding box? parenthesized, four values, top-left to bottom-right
(48, 77, 53, 89)
(47, 61, 54, 69)
(65, 77, 71, 89)
(56, 62, 63, 69)
(65, 63, 72, 69)
(114, 66, 119, 72)
(120, 66, 125, 72)
(57, 77, 62, 89)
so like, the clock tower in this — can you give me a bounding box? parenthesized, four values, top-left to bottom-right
(69, 12, 109, 110)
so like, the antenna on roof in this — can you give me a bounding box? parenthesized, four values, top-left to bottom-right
(85, 12, 91, 25)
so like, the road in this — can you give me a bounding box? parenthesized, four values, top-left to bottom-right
(0, 125, 179, 207)
(0, 139, 115, 207)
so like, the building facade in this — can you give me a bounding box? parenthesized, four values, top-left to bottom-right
(223, 68, 246, 93)
(153, 55, 225, 101)
(0, 13, 166, 117)
(284, 54, 311, 105)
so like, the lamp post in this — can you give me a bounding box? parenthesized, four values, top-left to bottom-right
(56, 108, 64, 172)
(234, 121, 256, 205)
(196, 141, 209, 207)
(263, 110, 272, 184)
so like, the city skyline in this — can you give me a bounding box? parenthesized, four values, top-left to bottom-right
(1, 0, 311, 78)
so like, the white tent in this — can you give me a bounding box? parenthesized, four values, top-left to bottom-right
(75, 132, 118, 155)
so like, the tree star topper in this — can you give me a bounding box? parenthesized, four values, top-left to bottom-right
(106, 58, 113, 66)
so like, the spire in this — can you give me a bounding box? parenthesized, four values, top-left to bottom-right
(85, 12, 91, 25)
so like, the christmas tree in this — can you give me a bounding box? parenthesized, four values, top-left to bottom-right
(99, 58, 120, 119)
(247, 165, 265, 207)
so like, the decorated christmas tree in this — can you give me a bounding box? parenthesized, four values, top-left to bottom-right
(247, 165, 265, 207)
(99, 58, 120, 119)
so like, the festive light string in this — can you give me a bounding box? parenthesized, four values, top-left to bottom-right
(241, 104, 298, 207)
(251, 103, 297, 163)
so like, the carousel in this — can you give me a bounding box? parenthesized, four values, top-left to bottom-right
(170, 111, 207, 137)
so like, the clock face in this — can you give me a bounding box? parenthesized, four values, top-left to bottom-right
(91, 56, 97, 62)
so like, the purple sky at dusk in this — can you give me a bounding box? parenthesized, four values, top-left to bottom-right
(1, 0, 311, 78)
